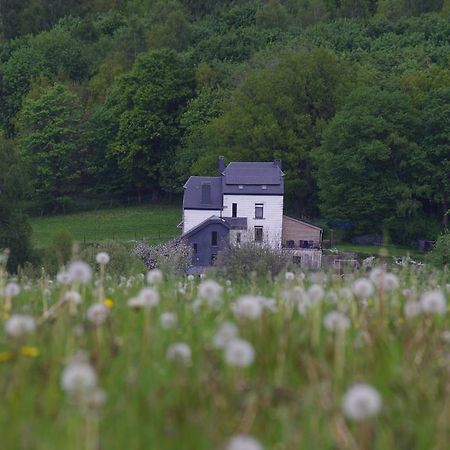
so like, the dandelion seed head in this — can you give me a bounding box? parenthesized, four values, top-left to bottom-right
(166, 342, 191, 364)
(224, 338, 255, 367)
(57, 271, 71, 285)
(323, 311, 350, 332)
(61, 360, 97, 395)
(226, 434, 264, 450)
(147, 269, 163, 284)
(285, 271, 295, 281)
(4, 282, 20, 298)
(5, 314, 36, 339)
(233, 296, 263, 320)
(352, 278, 374, 299)
(96, 252, 110, 265)
(420, 290, 446, 315)
(138, 287, 160, 308)
(213, 322, 239, 349)
(160, 312, 177, 329)
(67, 261, 92, 284)
(198, 280, 223, 301)
(64, 290, 82, 305)
(342, 383, 382, 421)
(86, 303, 109, 326)
(307, 284, 324, 304)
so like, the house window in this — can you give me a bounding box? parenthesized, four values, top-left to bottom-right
(236, 232, 241, 244)
(201, 183, 211, 204)
(211, 231, 218, 246)
(193, 243, 198, 254)
(254, 226, 263, 242)
(255, 203, 264, 219)
(232, 203, 237, 218)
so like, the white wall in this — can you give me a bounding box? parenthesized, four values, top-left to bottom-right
(183, 209, 222, 234)
(223, 195, 283, 247)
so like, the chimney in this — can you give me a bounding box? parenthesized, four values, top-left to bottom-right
(218, 156, 225, 175)
(274, 159, 282, 169)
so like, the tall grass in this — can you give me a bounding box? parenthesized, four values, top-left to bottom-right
(0, 257, 449, 450)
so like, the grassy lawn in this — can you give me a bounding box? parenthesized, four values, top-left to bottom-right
(30, 204, 181, 247)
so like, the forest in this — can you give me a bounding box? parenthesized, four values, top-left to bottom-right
(0, 0, 449, 268)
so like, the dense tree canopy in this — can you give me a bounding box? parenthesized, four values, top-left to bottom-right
(0, 0, 448, 249)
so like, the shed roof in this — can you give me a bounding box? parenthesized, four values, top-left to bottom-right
(183, 176, 223, 209)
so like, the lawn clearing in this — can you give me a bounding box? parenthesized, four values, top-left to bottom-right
(30, 204, 181, 247)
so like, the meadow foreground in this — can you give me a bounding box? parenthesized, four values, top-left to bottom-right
(0, 256, 449, 450)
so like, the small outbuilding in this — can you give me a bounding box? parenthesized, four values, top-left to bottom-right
(282, 215, 323, 249)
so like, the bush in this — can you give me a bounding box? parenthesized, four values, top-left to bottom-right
(80, 240, 145, 277)
(426, 232, 450, 268)
(133, 238, 192, 275)
(42, 231, 74, 274)
(215, 241, 291, 279)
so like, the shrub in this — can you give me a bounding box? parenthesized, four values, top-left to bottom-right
(80, 240, 145, 277)
(42, 231, 74, 274)
(426, 232, 450, 268)
(215, 241, 291, 279)
(133, 238, 192, 275)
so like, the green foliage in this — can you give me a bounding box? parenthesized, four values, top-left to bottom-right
(426, 232, 450, 267)
(105, 49, 195, 195)
(194, 47, 356, 216)
(0, 136, 34, 272)
(80, 239, 145, 277)
(16, 83, 85, 208)
(42, 231, 74, 275)
(216, 241, 292, 279)
(315, 87, 423, 241)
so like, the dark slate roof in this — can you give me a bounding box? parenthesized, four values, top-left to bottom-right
(181, 215, 230, 238)
(223, 162, 284, 195)
(183, 176, 223, 209)
(223, 217, 247, 230)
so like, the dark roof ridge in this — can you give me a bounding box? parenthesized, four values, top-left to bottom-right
(181, 215, 230, 238)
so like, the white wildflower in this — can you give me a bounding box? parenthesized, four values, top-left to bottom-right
(370, 269, 399, 291)
(285, 271, 295, 281)
(404, 301, 421, 319)
(64, 290, 82, 305)
(61, 358, 97, 395)
(323, 311, 350, 332)
(224, 338, 255, 367)
(147, 269, 163, 284)
(67, 261, 92, 284)
(226, 434, 263, 450)
(187, 274, 195, 282)
(166, 342, 191, 364)
(86, 303, 110, 326)
(352, 278, 374, 299)
(160, 312, 177, 329)
(213, 322, 239, 349)
(297, 297, 312, 316)
(137, 287, 160, 308)
(96, 252, 110, 265)
(233, 296, 263, 320)
(260, 297, 277, 313)
(420, 290, 447, 315)
(4, 282, 20, 298)
(57, 271, 71, 285)
(198, 280, 223, 301)
(5, 314, 36, 338)
(307, 284, 324, 304)
(342, 383, 382, 421)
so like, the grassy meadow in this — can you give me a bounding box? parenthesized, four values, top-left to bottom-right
(1, 253, 449, 450)
(30, 204, 181, 247)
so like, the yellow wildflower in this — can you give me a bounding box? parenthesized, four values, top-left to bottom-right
(0, 351, 14, 363)
(104, 298, 114, 308)
(20, 346, 40, 358)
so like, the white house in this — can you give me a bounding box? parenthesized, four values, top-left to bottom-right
(180, 157, 322, 269)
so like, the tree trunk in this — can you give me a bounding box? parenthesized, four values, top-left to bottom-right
(443, 198, 449, 228)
